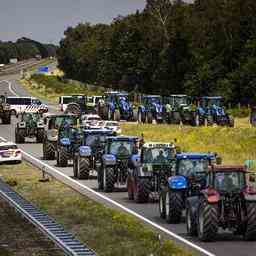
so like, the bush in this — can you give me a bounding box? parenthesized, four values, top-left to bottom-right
(228, 107, 250, 118)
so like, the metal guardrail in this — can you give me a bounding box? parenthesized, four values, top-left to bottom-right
(0, 179, 96, 256)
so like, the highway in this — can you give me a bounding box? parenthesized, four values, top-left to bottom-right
(0, 75, 255, 256)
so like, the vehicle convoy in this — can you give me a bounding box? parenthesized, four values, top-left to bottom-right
(42, 114, 79, 160)
(97, 136, 139, 192)
(186, 165, 256, 241)
(163, 95, 196, 125)
(127, 142, 176, 203)
(63, 95, 87, 115)
(0, 95, 11, 124)
(97, 91, 137, 121)
(196, 96, 234, 127)
(73, 129, 114, 179)
(160, 153, 216, 223)
(15, 112, 44, 143)
(137, 95, 165, 123)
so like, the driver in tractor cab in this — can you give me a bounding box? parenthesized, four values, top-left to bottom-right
(117, 142, 129, 156)
(154, 150, 166, 163)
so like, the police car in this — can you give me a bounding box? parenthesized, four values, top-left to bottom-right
(0, 141, 22, 163)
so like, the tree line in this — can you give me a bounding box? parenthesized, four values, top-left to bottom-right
(0, 37, 57, 64)
(57, 0, 256, 105)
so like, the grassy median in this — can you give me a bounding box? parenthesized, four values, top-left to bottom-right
(0, 162, 193, 256)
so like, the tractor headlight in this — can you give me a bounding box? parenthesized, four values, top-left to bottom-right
(60, 138, 71, 146)
(79, 146, 91, 157)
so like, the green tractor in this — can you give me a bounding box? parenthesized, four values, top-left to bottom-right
(0, 95, 11, 124)
(163, 95, 196, 125)
(15, 112, 44, 143)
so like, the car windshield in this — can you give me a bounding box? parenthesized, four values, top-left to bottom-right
(109, 141, 134, 157)
(214, 171, 246, 192)
(143, 147, 175, 164)
(178, 159, 208, 177)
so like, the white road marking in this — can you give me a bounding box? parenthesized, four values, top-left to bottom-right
(0, 80, 19, 96)
(0, 134, 215, 256)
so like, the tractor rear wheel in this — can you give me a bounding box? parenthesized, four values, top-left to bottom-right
(244, 203, 256, 241)
(103, 167, 115, 192)
(58, 146, 68, 167)
(186, 204, 197, 236)
(134, 179, 150, 203)
(73, 156, 78, 178)
(166, 191, 183, 224)
(159, 190, 167, 219)
(36, 129, 44, 143)
(114, 110, 120, 121)
(147, 112, 153, 124)
(77, 157, 90, 179)
(43, 140, 55, 160)
(197, 199, 218, 241)
(15, 128, 25, 143)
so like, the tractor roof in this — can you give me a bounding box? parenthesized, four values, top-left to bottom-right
(201, 96, 222, 100)
(210, 165, 246, 172)
(176, 152, 215, 160)
(107, 135, 139, 142)
(143, 142, 175, 148)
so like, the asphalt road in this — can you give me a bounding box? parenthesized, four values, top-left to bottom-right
(0, 76, 255, 256)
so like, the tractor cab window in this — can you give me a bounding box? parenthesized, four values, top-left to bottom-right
(143, 147, 175, 164)
(174, 97, 188, 106)
(178, 159, 208, 177)
(85, 134, 106, 147)
(109, 141, 134, 157)
(214, 171, 246, 192)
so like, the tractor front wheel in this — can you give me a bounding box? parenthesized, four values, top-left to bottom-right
(159, 190, 167, 219)
(165, 191, 183, 224)
(58, 146, 68, 167)
(186, 203, 197, 236)
(36, 129, 44, 143)
(134, 179, 150, 203)
(244, 203, 256, 241)
(43, 140, 55, 160)
(77, 157, 90, 179)
(103, 167, 115, 192)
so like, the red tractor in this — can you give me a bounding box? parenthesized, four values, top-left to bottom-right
(186, 165, 256, 241)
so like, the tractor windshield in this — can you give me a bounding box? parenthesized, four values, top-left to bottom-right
(85, 134, 107, 148)
(23, 113, 40, 122)
(109, 141, 134, 157)
(52, 116, 77, 129)
(202, 98, 221, 108)
(178, 159, 208, 177)
(143, 147, 175, 164)
(214, 171, 246, 192)
(173, 97, 188, 106)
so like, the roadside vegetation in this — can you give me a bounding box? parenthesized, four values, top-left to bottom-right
(0, 162, 193, 256)
(121, 121, 256, 166)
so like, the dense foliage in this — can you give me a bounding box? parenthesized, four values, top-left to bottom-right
(57, 0, 256, 105)
(0, 37, 57, 64)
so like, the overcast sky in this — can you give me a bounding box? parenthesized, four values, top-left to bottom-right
(0, 0, 146, 44)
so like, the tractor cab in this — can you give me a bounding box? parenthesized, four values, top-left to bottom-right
(163, 95, 191, 110)
(142, 95, 162, 106)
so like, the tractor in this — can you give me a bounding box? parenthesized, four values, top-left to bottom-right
(186, 165, 256, 241)
(15, 112, 44, 143)
(163, 95, 197, 125)
(73, 128, 114, 179)
(86, 96, 103, 113)
(127, 142, 177, 203)
(42, 113, 79, 160)
(196, 96, 234, 127)
(138, 95, 165, 123)
(97, 136, 139, 192)
(64, 95, 87, 115)
(160, 153, 217, 223)
(0, 95, 11, 124)
(97, 91, 136, 121)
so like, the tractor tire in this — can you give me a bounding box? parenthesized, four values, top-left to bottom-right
(186, 204, 197, 236)
(77, 157, 90, 180)
(127, 175, 134, 200)
(15, 128, 25, 143)
(166, 191, 183, 224)
(207, 115, 214, 126)
(159, 190, 167, 219)
(138, 111, 146, 123)
(73, 156, 78, 178)
(197, 199, 218, 241)
(36, 129, 44, 143)
(132, 109, 138, 122)
(134, 179, 150, 203)
(103, 167, 115, 192)
(102, 106, 109, 120)
(147, 112, 153, 124)
(2, 113, 11, 124)
(43, 140, 55, 160)
(65, 103, 80, 115)
(244, 203, 256, 241)
(97, 166, 104, 190)
(58, 146, 69, 167)
(114, 110, 120, 121)
(173, 111, 181, 124)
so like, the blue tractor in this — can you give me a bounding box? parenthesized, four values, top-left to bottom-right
(97, 136, 140, 192)
(159, 152, 217, 223)
(138, 95, 165, 123)
(73, 129, 115, 179)
(196, 96, 234, 127)
(98, 91, 137, 121)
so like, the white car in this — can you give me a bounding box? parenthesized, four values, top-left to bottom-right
(81, 114, 102, 127)
(0, 141, 22, 163)
(102, 121, 122, 134)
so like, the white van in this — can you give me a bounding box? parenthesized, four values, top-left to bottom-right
(59, 95, 86, 112)
(6, 96, 48, 115)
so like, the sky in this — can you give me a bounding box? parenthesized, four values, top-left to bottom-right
(0, 0, 146, 44)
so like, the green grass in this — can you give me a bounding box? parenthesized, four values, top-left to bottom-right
(0, 162, 193, 256)
(20, 74, 104, 103)
(121, 121, 256, 165)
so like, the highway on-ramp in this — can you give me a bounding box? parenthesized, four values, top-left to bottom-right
(0, 75, 255, 256)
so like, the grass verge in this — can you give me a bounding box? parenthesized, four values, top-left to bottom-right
(0, 162, 193, 256)
(121, 121, 256, 165)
